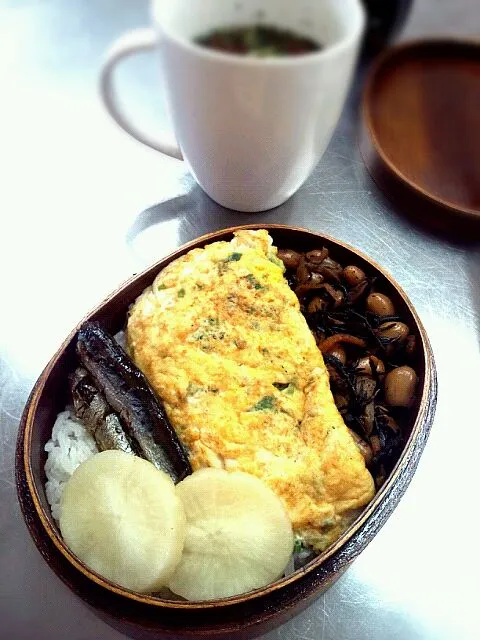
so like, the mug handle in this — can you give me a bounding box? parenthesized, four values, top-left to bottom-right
(99, 28, 183, 160)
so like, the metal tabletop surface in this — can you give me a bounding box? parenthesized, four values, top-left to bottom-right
(1, 1, 479, 638)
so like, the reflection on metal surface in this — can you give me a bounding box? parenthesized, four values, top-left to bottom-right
(127, 215, 182, 266)
(1, 0, 479, 639)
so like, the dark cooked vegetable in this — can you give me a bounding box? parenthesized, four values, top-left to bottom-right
(294, 272, 324, 297)
(296, 256, 311, 284)
(318, 334, 367, 354)
(366, 292, 395, 317)
(405, 334, 416, 356)
(346, 278, 371, 305)
(372, 407, 403, 481)
(384, 366, 418, 407)
(348, 429, 373, 466)
(321, 283, 345, 308)
(281, 244, 419, 488)
(354, 376, 377, 435)
(355, 355, 385, 377)
(307, 296, 328, 314)
(306, 248, 329, 265)
(314, 257, 343, 283)
(333, 392, 350, 413)
(326, 345, 347, 366)
(76, 322, 192, 483)
(277, 248, 302, 270)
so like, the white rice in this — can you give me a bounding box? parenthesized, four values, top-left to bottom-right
(44, 410, 99, 521)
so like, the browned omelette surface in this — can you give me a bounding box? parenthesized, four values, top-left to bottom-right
(127, 230, 375, 550)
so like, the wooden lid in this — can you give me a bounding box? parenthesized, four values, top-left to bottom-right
(363, 39, 480, 222)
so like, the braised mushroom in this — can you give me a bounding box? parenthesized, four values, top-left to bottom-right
(405, 334, 416, 356)
(355, 376, 377, 436)
(305, 248, 328, 265)
(321, 283, 345, 309)
(296, 256, 310, 284)
(326, 345, 347, 365)
(277, 248, 302, 270)
(348, 429, 373, 467)
(294, 272, 324, 298)
(307, 296, 327, 314)
(356, 355, 385, 377)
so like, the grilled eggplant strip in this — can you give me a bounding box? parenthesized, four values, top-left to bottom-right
(70, 368, 136, 455)
(76, 322, 192, 483)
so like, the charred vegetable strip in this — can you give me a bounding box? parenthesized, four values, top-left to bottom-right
(70, 367, 136, 455)
(318, 334, 367, 354)
(76, 322, 192, 482)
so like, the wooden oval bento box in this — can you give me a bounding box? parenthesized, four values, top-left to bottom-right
(16, 225, 437, 640)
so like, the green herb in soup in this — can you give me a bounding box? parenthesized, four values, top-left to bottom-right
(195, 25, 322, 57)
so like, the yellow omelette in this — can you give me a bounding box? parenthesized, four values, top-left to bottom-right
(127, 230, 374, 550)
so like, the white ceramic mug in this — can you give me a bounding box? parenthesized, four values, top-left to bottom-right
(100, 0, 365, 212)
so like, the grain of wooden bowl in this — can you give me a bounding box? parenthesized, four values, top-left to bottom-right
(16, 224, 437, 640)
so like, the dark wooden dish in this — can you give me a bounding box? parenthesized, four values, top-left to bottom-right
(363, 39, 480, 223)
(16, 224, 437, 640)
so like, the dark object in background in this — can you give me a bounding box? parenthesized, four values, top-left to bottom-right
(362, 0, 413, 53)
(362, 40, 480, 226)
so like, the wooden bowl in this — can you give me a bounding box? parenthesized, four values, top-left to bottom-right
(16, 224, 437, 640)
(363, 39, 480, 223)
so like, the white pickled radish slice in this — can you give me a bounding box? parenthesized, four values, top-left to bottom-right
(168, 468, 294, 601)
(59, 450, 186, 593)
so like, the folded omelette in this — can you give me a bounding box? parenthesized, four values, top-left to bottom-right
(127, 230, 375, 550)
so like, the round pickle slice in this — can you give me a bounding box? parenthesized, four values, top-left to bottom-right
(60, 450, 186, 593)
(168, 468, 294, 601)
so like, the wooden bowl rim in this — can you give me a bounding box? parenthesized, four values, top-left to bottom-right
(362, 37, 480, 221)
(21, 223, 435, 610)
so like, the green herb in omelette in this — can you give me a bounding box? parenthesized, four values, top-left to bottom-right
(245, 274, 263, 290)
(187, 382, 202, 396)
(178, 288, 186, 298)
(226, 252, 243, 262)
(250, 396, 277, 411)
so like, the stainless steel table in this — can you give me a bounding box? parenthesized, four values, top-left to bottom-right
(1, 1, 479, 639)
